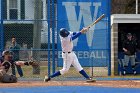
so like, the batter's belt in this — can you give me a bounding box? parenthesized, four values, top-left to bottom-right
(63, 52, 71, 54)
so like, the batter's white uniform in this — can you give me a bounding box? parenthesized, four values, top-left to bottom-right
(59, 32, 83, 75)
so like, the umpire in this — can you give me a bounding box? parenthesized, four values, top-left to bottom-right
(9, 36, 23, 77)
(122, 33, 137, 75)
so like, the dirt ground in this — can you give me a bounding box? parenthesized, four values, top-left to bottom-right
(0, 80, 140, 88)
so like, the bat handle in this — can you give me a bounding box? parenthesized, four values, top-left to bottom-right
(88, 26, 90, 28)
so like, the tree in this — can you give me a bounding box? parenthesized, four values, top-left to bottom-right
(124, 0, 135, 14)
(111, 0, 137, 14)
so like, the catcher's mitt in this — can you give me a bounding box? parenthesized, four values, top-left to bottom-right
(28, 60, 38, 66)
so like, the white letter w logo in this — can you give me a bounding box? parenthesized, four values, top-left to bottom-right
(62, 2, 101, 47)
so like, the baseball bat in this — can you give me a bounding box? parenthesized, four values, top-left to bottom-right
(87, 14, 105, 28)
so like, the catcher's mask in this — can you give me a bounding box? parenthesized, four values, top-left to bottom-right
(60, 28, 70, 37)
(2, 50, 13, 61)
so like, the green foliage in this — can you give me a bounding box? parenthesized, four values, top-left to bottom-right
(124, 0, 135, 14)
(111, 0, 139, 14)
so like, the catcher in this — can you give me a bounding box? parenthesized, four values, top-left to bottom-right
(0, 50, 37, 83)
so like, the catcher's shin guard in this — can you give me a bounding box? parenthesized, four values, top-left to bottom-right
(44, 76, 51, 82)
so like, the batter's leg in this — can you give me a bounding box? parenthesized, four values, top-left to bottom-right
(44, 53, 72, 82)
(44, 71, 61, 82)
(72, 59, 89, 79)
(72, 53, 96, 82)
(72, 53, 95, 81)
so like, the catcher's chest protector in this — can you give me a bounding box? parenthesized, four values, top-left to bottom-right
(0, 61, 17, 83)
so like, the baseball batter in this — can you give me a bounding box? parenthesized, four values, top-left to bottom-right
(44, 27, 96, 82)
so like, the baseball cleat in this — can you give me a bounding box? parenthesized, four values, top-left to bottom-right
(133, 70, 137, 75)
(44, 76, 51, 82)
(86, 78, 96, 82)
(123, 70, 126, 75)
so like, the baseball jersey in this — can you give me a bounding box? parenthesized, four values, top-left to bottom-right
(0, 57, 14, 73)
(60, 32, 73, 52)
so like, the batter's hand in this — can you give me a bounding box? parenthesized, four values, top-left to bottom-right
(124, 51, 131, 55)
(80, 27, 89, 34)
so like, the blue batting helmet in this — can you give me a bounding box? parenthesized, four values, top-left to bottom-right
(60, 28, 70, 37)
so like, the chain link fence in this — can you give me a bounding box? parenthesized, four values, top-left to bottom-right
(0, 0, 111, 81)
(1, 0, 50, 79)
(1, 0, 60, 80)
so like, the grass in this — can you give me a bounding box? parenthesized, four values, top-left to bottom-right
(18, 66, 140, 80)
(17, 66, 47, 78)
